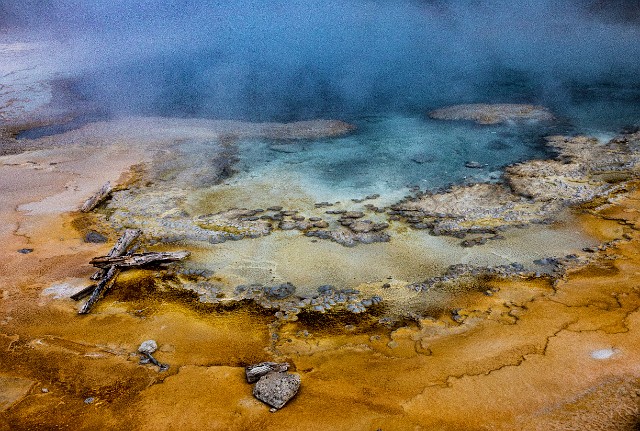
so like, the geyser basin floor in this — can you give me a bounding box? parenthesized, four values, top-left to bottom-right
(1, 169, 639, 430)
(4, 116, 606, 310)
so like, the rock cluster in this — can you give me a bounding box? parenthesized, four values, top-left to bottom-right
(406, 252, 593, 293)
(194, 208, 273, 241)
(234, 283, 382, 319)
(393, 131, 640, 238)
(506, 134, 640, 204)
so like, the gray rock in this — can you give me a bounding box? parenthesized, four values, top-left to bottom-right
(84, 231, 108, 243)
(138, 340, 158, 355)
(465, 161, 485, 169)
(245, 362, 290, 383)
(279, 220, 297, 230)
(411, 153, 436, 164)
(343, 211, 365, 219)
(253, 372, 300, 410)
(264, 282, 296, 300)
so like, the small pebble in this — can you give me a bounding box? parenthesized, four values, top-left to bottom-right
(138, 340, 158, 355)
(84, 397, 95, 404)
(17, 248, 33, 254)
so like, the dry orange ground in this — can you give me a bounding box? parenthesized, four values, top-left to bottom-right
(1, 178, 639, 430)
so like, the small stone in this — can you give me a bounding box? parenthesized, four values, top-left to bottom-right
(84, 231, 108, 243)
(264, 282, 296, 300)
(17, 248, 33, 254)
(317, 285, 334, 294)
(343, 211, 365, 219)
(41, 388, 49, 393)
(411, 154, 436, 164)
(253, 372, 301, 410)
(245, 362, 290, 383)
(372, 222, 389, 231)
(465, 161, 485, 169)
(267, 206, 283, 211)
(279, 220, 297, 230)
(138, 340, 158, 355)
(84, 397, 95, 404)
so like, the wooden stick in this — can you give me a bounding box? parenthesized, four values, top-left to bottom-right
(90, 229, 141, 280)
(89, 251, 191, 268)
(79, 265, 120, 314)
(81, 181, 113, 212)
(70, 284, 97, 301)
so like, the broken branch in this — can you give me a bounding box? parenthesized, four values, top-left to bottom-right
(90, 251, 191, 268)
(90, 229, 141, 280)
(78, 265, 120, 314)
(81, 181, 113, 212)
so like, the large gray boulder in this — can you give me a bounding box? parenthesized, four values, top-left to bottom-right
(253, 372, 301, 410)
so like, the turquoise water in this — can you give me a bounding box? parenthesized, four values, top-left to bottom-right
(232, 114, 555, 200)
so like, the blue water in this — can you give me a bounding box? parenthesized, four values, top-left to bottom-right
(233, 114, 558, 199)
(16, 72, 640, 199)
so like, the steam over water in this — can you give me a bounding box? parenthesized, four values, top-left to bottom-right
(5, 1, 640, 193)
(3, 0, 639, 120)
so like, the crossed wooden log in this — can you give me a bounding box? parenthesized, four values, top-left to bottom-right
(72, 228, 190, 314)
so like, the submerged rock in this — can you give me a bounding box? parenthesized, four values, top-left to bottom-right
(84, 231, 107, 243)
(306, 227, 390, 247)
(253, 372, 301, 410)
(429, 103, 554, 125)
(464, 161, 485, 169)
(262, 120, 355, 140)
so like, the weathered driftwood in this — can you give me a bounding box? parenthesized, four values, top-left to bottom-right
(81, 181, 113, 212)
(90, 229, 141, 280)
(70, 284, 97, 301)
(90, 251, 191, 268)
(79, 265, 120, 314)
(77, 229, 189, 314)
(246, 362, 290, 383)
